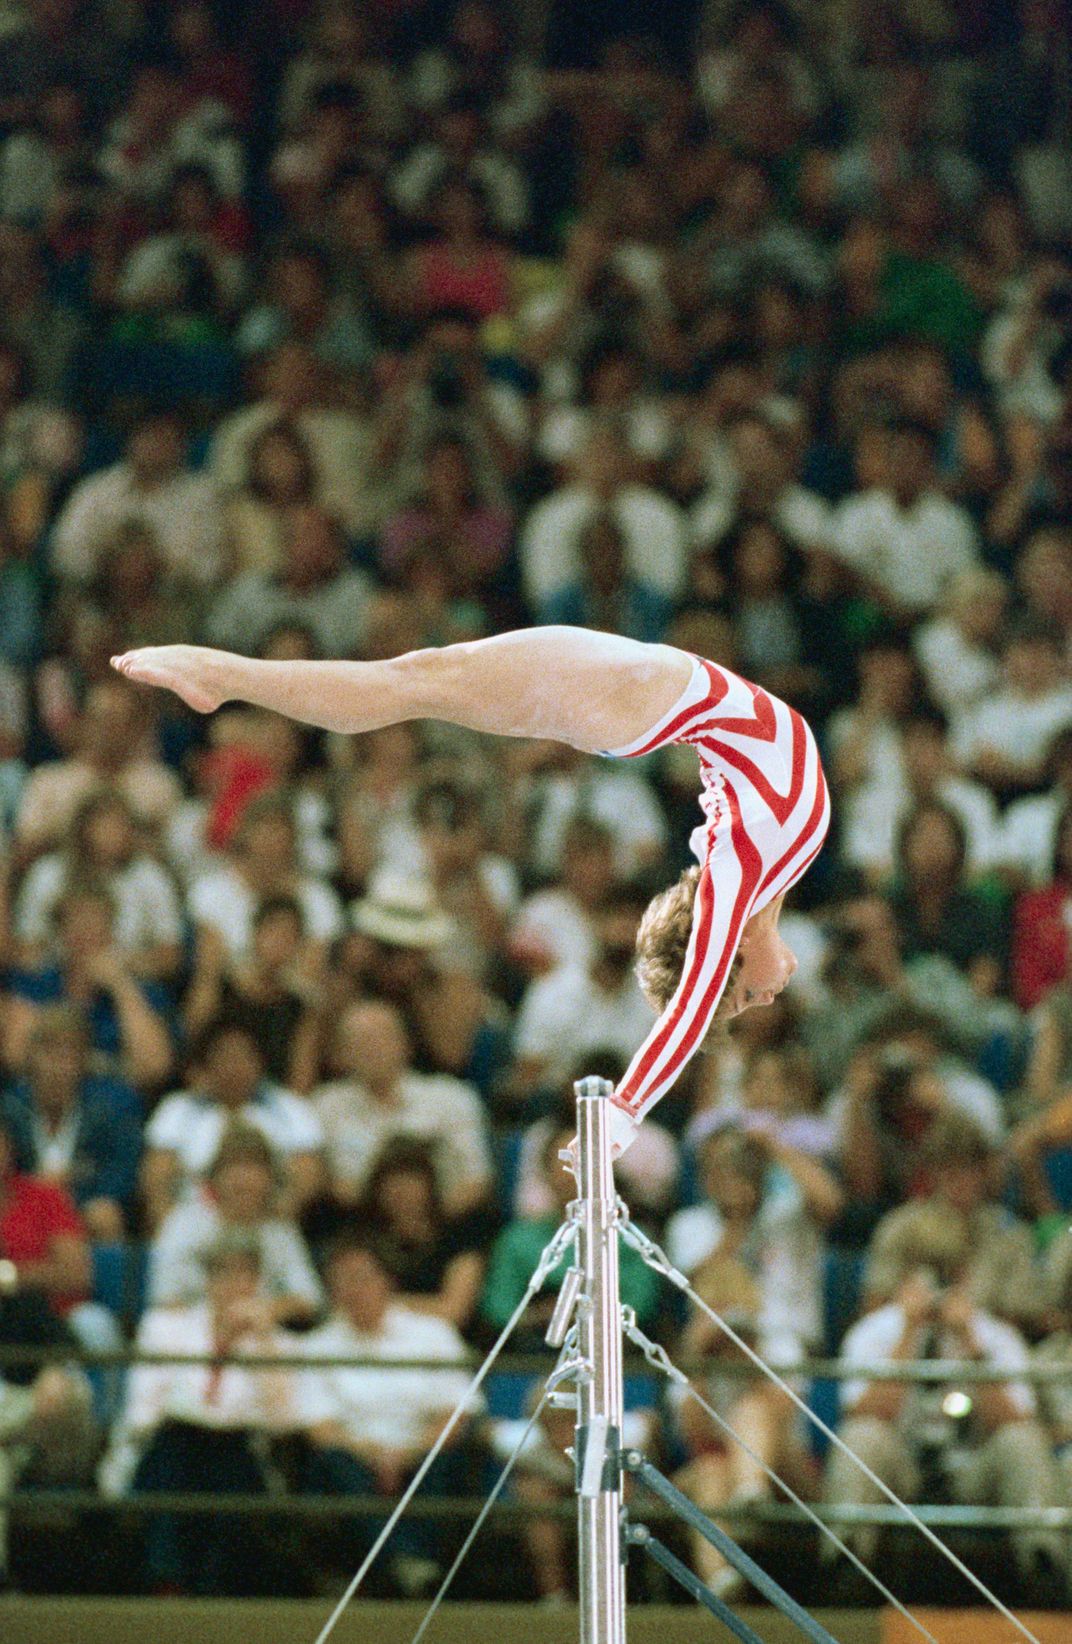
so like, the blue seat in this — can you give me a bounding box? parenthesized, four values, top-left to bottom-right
(822, 1247, 864, 1354)
(486, 1371, 539, 1420)
(91, 1241, 148, 1328)
(1044, 1146, 1072, 1212)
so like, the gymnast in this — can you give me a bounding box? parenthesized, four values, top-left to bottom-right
(111, 627, 830, 1155)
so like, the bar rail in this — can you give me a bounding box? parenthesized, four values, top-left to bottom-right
(3, 1344, 1071, 1380)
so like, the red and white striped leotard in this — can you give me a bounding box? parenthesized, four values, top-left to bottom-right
(602, 652, 831, 1153)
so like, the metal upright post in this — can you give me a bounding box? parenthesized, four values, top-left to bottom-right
(573, 1075, 627, 1644)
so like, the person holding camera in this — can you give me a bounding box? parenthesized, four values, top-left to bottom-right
(823, 1205, 1067, 1605)
(864, 1111, 1043, 1335)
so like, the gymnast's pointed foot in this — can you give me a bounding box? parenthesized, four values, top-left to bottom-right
(110, 644, 228, 714)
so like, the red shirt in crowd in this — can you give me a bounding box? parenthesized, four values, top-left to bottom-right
(0, 1173, 88, 1315)
(1011, 881, 1072, 1011)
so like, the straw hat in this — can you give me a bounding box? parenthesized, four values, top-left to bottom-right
(350, 867, 453, 950)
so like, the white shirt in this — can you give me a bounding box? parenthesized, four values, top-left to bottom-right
(839, 1302, 1035, 1424)
(50, 462, 226, 586)
(913, 618, 1000, 716)
(15, 852, 184, 953)
(510, 888, 597, 977)
(513, 965, 655, 1085)
(121, 1303, 296, 1438)
(690, 482, 833, 555)
(146, 1085, 324, 1188)
(524, 765, 668, 879)
(1002, 789, 1065, 884)
(148, 1195, 324, 1312)
(313, 1071, 492, 1206)
(519, 483, 688, 607)
(204, 566, 374, 659)
(827, 1058, 1004, 1147)
(187, 862, 343, 958)
(833, 488, 977, 612)
(296, 1306, 480, 1450)
(537, 403, 673, 469)
(952, 686, 1072, 771)
(208, 401, 385, 539)
(842, 775, 1001, 879)
(665, 1185, 822, 1363)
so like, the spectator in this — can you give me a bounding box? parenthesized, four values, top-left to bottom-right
(187, 793, 344, 963)
(698, 520, 815, 703)
(405, 176, 513, 322)
(113, 163, 246, 321)
(0, 1363, 95, 1591)
(0, 224, 84, 402)
(535, 337, 673, 480)
(508, 735, 668, 882)
(888, 802, 1009, 995)
(511, 884, 655, 1104)
(1033, 1237, 1072, 1498)
(373, 308, 528, 503)
(105, 1234, 295, 1595)
(141, 1017, 324, 1230)
(520, 425, 687, 613)
(13, 786, 184, 979)
(237, 238, 371, 374)
(298, 1228, 480, 1594)
(952, 617, 1072, 798)
(98, 59, 244, 203)
(410, 776, 518, 978)
(1002, 726, 1072, 886)
(538, 511, 673, 644)
(832, 419, 978, 619)
(225, 420, 320, 578)
(377, 433, 514, 615)
(0, 1106, 120, 1364)
(827, 637, 927, 840)
(184, 895, 327, 1094)
(343, 866, 512, 1095)
(667, 1125, 841, 1367)
(913, 568, 1008, 718)
(690, 412, 833, 564)
(670, 1251, 815, 1603)
(391, 92, 528, 240)
(841, 708, 1001, 886)
(863, 1112, 1043, 1333)
(1, 1003, 141, 1241)
(278, 7, 402, 142)
(209, 342, 383, 541)
(3, 880, 175, 1089)
(1011, 803, 1072, 1010)
(358, 1140, 489, 1333)
(509, 815, 616, 979)
(148, 1123, 322, 1325)
(82, 521, 204, 653)
(313, 997, 493, 1219)
(823, 1210, 1066, 1608)
(51, 409, 226, 590)
(14, 680, 182, 853)
(205, 503, 374, 658)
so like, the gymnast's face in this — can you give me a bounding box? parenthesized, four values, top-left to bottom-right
(720, 895, 797, 1020)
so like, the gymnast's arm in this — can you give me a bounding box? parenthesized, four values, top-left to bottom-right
(110, 627, 693, 754)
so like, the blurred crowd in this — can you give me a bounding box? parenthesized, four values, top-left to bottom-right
(2, 0, 1072, 1609)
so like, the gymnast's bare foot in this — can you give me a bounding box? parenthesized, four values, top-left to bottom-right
(110, 645, 228, 714)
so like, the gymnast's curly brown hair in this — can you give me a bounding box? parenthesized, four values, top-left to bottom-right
(634, 865, 742, 1035)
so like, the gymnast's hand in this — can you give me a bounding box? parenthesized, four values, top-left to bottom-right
(111, 645, 229, 714)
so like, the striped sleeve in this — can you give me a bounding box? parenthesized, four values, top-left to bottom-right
(609, 778, 764, 1149)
